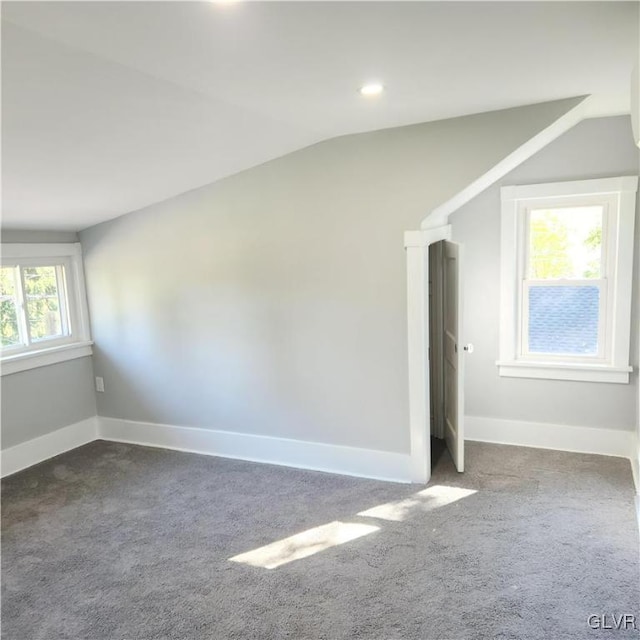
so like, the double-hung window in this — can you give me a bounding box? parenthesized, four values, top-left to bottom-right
(498, 177, 637, 384)
(1, 243, 92, 375)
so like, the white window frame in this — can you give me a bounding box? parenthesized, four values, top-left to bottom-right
(1, 243, 92, 375)
(497, 176, 637, 384)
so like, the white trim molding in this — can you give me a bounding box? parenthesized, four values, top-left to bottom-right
(498, 176, 638, 384)
(500, 176, 638, 201)
(495, 361, 632, 384)
(1, 341, 93, 376)
(419, 97, 588, 230)
(1, 417, 99, 478)
(98, 417, 411, 483)
(466, 416, 634, 459)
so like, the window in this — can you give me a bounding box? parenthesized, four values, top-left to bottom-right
(1, 244, 92, 375)
(498, 177, 637, 383)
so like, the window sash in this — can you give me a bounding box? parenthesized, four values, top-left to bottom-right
(519, 279, 608, 362)
(514, 192, 617, 364)
(23, 264, 70, 344)
(1, 258, 77, 355)
(524, 201, 609, 281)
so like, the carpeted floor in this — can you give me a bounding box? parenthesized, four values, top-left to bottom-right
(2, 439, 638, 640)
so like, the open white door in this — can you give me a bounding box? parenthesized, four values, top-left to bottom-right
(443, 241, 465, 472)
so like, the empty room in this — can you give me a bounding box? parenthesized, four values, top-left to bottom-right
(1, 2, 639, 639)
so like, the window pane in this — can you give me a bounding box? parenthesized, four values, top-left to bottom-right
(0, 267, 22, 348)
(529, 206, 603, 279)
(23, 266, 64, 342)
(528, 285, 599, 355)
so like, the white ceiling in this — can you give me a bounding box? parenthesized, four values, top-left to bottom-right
(2, 1, 638, 231)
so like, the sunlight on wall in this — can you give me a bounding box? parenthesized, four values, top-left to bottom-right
(229, 521, 380, 569)
(357, 484, 477, 522)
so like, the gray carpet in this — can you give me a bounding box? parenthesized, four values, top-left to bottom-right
(2, 439, 639, 640)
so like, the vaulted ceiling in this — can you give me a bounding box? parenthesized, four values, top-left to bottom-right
(2, 1, 638, 230)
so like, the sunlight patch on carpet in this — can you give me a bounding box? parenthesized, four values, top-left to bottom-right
(357, 484, 477, 522)
(229, 521, 379, 569)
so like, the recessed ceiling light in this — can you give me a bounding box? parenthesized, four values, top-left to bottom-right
(359, 83, 385, 97)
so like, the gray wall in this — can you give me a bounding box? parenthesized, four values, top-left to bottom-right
(450, 116, 640, 431)
(1, 228, 95, 449)
(1, 357, 96, 449)
(81, 99, 580, 454)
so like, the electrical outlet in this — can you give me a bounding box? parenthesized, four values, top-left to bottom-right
(95, 376, 105, 393)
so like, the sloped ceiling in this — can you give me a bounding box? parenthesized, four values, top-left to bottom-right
(2, 1, 638, 230)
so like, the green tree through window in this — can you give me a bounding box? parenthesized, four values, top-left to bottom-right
(23, 266, 63, 340)
(529, 211, 571, 279)
(0, 268, 20, 347)
(529, 208, 602, 280)
(0, 265, 65, 347)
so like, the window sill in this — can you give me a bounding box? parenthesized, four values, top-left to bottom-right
(1, 341, 93, 376)
(496, 360, 632, 384)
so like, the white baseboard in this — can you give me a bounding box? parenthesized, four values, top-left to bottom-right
(466, 415, 634, 459)
(98, 417, 412, 483)
(2, 413, 634, 488)
(1, 417, 98, 478)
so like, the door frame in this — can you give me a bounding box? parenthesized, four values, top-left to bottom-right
(404, 224, 452, 483)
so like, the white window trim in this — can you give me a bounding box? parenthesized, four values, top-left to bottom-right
(497, 176, 638, 384)
(1, 243, 93, 376)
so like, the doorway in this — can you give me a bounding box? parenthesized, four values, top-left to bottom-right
(428, 240, 465, 473)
